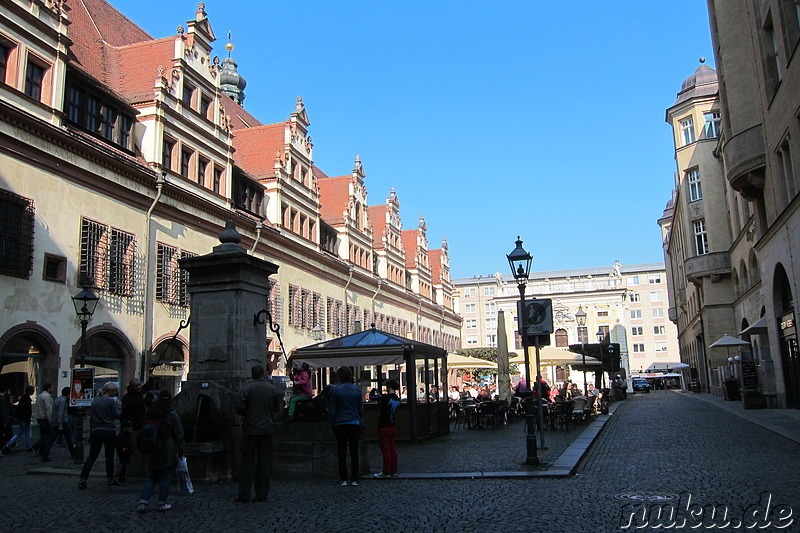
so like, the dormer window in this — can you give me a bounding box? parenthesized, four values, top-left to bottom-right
(64, 78, 136, 151)
(0, 44, 12, 84)
(200, 95, 212, 119)
(24, 60, 45, 101)
(182, 83, 195, 107)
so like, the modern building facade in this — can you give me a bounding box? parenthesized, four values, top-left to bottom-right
(453, 263, 680, 382)
(0, 0, 460, 398)
(660, 1, 800, 408)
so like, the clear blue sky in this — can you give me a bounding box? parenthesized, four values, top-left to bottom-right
(112, 1, 714, 278)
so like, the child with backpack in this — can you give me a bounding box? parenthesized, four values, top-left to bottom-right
(136, 390, 185, 513)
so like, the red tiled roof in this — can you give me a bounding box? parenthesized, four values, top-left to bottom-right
(367, 204, 387, 247)
(401, 229, 418, 269)
(429, 249, 442, 283)
(220, 93, 265, 131)
(111, 38, 174, 102)
(318, 175, 351, 225)
(232, 123, 286, 179)
(68, 0, 155, 84)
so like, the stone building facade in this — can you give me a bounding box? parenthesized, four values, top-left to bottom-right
(0, 0, 460, 397)
(660, 1, 800, 408)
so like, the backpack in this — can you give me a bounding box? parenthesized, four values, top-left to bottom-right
(137, 414, 165, 453)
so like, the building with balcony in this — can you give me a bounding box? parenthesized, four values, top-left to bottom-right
(660, 1, 800, 409)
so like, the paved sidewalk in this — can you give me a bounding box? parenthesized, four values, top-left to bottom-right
(673, 389, 800, 445)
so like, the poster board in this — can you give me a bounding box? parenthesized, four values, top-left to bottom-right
(70, 367, 94, 407)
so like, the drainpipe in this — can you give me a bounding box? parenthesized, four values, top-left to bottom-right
(343, 266, 354, 334)
(140, 173, 167, 379)
(370, 279, 384, 326)
(250, 221, 263, 254)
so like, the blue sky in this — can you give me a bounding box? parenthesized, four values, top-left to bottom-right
(111, 1, 714, 278)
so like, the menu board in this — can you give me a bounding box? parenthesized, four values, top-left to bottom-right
(740, 361, 759, 390)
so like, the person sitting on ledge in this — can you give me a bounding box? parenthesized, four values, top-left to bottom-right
(285, 363, 313, 423)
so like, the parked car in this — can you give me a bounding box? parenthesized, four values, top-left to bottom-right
(632, 378, 650, 393)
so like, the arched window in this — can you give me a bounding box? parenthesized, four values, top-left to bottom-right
(149, 339, 188, 397)
(0, 335, 45, 396)
(555, 328, 568, 347)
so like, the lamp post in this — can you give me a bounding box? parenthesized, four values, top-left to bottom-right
(507, 236, 537, 465)
(575, 305, 587, 396)
(71, 286, 99, 462)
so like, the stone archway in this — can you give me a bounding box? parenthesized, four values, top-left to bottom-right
(149, 334, 189, 396)
(0, 322, 60, 395)
(772, 263, 799, 408)
(76, 325, 136, 395)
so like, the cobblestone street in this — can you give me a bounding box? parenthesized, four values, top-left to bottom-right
(1, 392, 798, 532)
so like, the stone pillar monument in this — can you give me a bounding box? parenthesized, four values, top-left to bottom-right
(173, 220, 278, 483)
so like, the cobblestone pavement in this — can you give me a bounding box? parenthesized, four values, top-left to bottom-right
(2, 393, 798, 532)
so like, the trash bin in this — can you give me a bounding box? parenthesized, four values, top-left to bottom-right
(723, 379, 739, 401)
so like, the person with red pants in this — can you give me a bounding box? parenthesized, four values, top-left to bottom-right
(371, 379, 400, 479)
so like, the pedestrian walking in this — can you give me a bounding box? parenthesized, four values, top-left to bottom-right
(78, 382, 121, 489)
(31, 383, 54, 456)
(371, 379, 400, 478)
(116, 418, 134, 484)
(121, 378, 146, 430)
(3, 386, 33, 453)
(234, 364, 281, 503)
(136, 389, 185, 513)
(328, 366, 363, 486)
(40, 387, 75, 462)
(0, 389, 12, 454)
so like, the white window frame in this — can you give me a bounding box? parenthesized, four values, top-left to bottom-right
(484, 302, 497, 316)
(693, 219, 709, 255)
(630, 310, 642, 320)
(465, 335, 478, 345)
(629, 292, 640, 303)
(483, 286, 495, 296)
(632, 343, 646, 353)
(463, 303, 476, 314)
(704, 111, 720, 138)
(650, 291, 663, 302)
(631, 326, 643, 336)
(655, 342, 668, 352)
(652, 308, 665, 319)
(465, 318, 477, 329)
(654, 325, 666, 335)
(680, 116, 696, 146)
(687, 169, 702, 201)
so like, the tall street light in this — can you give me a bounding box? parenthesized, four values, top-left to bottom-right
(575, 305, 587, 396)
(72, 286, 99, 462)
(507, 236, 537, 465)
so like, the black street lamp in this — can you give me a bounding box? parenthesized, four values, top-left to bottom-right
(507, 236, 538, 465)
(71, 286, 99, 462)
(575, 305, 587, 396)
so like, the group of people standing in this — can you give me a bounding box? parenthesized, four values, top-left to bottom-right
(236, 363, 401, 498)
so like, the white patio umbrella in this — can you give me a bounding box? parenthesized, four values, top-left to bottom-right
(496, 310, 512, 402)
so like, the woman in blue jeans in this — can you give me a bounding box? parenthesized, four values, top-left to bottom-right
(137, 390, 185, 513)
(328, 366, 364, 486)
(78, 382, 121, 488)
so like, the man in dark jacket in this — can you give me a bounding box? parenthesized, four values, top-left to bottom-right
(235, 364, 281, 503)
(121, 378, 146, 430)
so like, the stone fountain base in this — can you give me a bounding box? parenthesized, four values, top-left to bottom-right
(272, 422, 369, 479)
